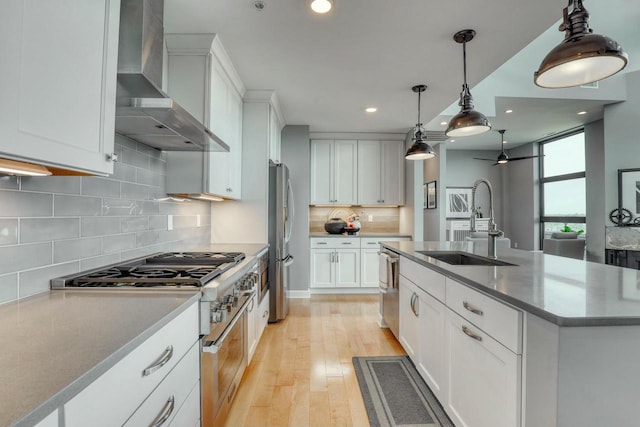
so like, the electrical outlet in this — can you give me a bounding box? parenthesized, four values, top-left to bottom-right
(168, 215, 173, 231)
(514, 242, 518, 248)
(368, 214, 373, 222)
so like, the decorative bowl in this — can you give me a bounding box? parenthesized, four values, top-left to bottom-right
(324, 218, 347, 234)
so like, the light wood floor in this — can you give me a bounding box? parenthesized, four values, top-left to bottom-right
(224, 294, 406, 427)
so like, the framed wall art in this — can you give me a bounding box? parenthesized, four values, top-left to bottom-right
(618, 168, 640, 219)
(445, 187, 473, 218)
(425, 181, 437, 209)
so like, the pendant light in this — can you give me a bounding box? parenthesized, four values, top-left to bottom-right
(534, 0, 628, 88)
(405, 85, 435, 160)
(446, 29, 491, 138)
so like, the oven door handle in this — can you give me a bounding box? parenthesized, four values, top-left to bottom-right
(202, 292, 254, 354)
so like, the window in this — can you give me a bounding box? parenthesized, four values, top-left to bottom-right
(540, 131, 586, 242)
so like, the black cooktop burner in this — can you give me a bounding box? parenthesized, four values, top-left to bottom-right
(56, 251, 246, 289)
(145, 252, 245, 265)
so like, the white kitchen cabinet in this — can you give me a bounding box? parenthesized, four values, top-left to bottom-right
(310, 238, 361, 288)
(417, 288, 446, 400)
(398, 276, 420, 362)
(165, 34, 245, 199)
(247, 292, 259, 362)
(65, 302, 199, 427)
(34, 410, 58, 427)
(168, 381, 201, 427)
(361, 237, 411, 287)
(310, 140, 358, 205)
(357, 140, 404, 205)
(0, 0, 119, 175)
(445, 308, 521, 427)
(258, 290, 270, 340)
(269, 106, 282, 163)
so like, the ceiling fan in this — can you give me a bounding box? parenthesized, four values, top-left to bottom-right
(474, 129, 542, 165)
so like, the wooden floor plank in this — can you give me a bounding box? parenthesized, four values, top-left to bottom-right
(223, 294, 405, 427)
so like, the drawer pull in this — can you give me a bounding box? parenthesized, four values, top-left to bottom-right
(368, 242, 378, 245)
(142, 346, 174, 377)
(410, 293, 419, 317)
(150, 395, 175, 426)
(463, 301, 483, 316)
(263, 310, 269, 318)
(317, 242, 328, 245)
(342, 242, 352, 245)
(462, 325, 483, 342)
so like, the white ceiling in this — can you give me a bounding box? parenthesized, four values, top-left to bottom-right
(164, 0, 640, 151)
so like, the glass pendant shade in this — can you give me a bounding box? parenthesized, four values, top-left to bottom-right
(534, 0, 628, 88)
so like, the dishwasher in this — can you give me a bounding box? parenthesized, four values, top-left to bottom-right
(379, 250, 400, 339)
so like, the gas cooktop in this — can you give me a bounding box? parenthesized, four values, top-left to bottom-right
(51, 251, 246, 289)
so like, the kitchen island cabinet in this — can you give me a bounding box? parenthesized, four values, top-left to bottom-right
(385, 240, 640, 427)
(0, 0, 119, 176)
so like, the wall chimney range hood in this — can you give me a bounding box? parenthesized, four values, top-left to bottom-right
(115, 0, 229, 152)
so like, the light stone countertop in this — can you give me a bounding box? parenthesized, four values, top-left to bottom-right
(309, 232, 412, 238)
(382, 240, 640, 327)
(2, 290, 200, 427)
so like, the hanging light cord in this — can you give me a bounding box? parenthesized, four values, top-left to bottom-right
(462, 40, 468, 87)
(458, 39, 475, 111)
(416, 90, 422, 125)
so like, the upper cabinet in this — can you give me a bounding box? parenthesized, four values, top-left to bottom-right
(357, 140, 404, 205)
(269, 106, 282, 164)
(0, 0, 120, 175)
(310, 140, 358, 205)
(165, 34, 245, 199)
(310, 139, 404, 206)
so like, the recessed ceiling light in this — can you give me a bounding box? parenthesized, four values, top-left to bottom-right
(577, 111, 587, 115)
(505, 109, 513, 114)
(502, 140, 508, 144)
(253, 1, 265, 11)
(440, 121, 448, 126)
(365, 107, 377, 113)
(449, 139, 455, 143)
(310, 0, 332, 14)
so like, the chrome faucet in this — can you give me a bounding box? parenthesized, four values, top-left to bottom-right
(470, 178, 503, 259)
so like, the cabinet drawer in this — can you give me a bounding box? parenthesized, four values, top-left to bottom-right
(446, 278, 522, 354)
(360, 236, 410, 247)
(169, 380, 201, 427)
(310, 238, 361, 249)
(399, 257, 445, 302)
(65, 302, 199, 427)
(124, 341, 200, 427)
(258, 290, 270, 338)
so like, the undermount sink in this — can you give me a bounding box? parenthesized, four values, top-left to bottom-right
(417, 251, 517, 267)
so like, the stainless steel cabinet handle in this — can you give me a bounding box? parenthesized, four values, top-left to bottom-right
(463, 301, 484, 316)
(336, 251, 340, 262)
(410, 293, 419, 317)
(248, 298, 255, 312)
(263, 310, 269, 318)
(462, 325, 483, 342)
(330, 252, 334, 263)
(142, 346, 174, 377)
(106, 153, 118, 162)
(317, 242, 328, 245)
(149, 395, 175, 426)
(342, 242, 352, 245)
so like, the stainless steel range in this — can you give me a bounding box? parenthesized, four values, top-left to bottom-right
(51, 250, 259, 427)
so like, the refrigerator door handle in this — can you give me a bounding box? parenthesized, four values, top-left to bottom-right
(283, 255, 295, 267)
(285, 178, 295, 244)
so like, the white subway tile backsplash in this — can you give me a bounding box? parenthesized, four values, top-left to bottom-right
(0, 219, 18, 246)
(81, 217, 121, 237)
(81, 177, 121, 198)
(19, 262, 79, 298)
(0, 191, 53, 217)
(0, 274, 18, 304)
(54, 195, 102, 217)
(21, 176, 81, 194)
(21, 218, 80, 243)
(103, 233, 136, 254)
(0, 135, 212, 303)
(0, 243, 52, 275)
(53, 237, 102, 263)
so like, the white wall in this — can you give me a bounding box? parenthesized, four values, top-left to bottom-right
(281, 125, 310, 292)
(585, 120, 605, 262)
(423, 144, 447, 241)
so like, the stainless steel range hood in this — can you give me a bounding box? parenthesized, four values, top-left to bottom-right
(115, 0, 228, 152)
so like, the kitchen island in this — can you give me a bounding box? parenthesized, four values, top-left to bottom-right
(382, 240, 640, 427)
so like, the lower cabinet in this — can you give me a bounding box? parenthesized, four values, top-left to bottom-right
(64, 301, 200, 427)
(248, 290, 270, 363)
(310, 236, 410, 289)
(398, 256, 522, 427)
(34, 410, 58, 427)
(445, 308, 521, 427)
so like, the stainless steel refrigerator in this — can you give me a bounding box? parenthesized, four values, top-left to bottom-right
(268, 162, 294, 322)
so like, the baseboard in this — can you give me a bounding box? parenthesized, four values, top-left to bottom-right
(309, 288, 380, 295)
(289, 290, 311, 299)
